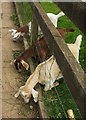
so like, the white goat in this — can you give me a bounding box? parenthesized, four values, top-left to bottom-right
(47, 11, 65, 28)
(67, 34, 82, 62)
(15, 34, 82, 103)
(15, 55, 62, 103)
(9, 11, 65, 41)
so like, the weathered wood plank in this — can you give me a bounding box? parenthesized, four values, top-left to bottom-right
(31, 10, 38, 43)
(30, 2, 85, 118)
(55, 2, 86, 35)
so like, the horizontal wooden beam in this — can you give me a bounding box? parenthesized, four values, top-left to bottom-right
(30, 2, 85, 118)
(55, 2, 86, 35)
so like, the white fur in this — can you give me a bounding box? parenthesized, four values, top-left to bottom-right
(67, 34, 82, 62)
(9, 29, 17, 36)
(13, 32, 24, 41)
(47, 11, 65, 28)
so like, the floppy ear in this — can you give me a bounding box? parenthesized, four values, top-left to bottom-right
(21, 60, 29, 70)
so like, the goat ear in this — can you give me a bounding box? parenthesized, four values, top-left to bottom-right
(21, 60, 29, 70)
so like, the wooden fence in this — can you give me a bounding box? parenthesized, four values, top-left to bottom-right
(29, 2, 85, 118)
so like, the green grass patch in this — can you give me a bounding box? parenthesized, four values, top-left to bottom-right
(40, 2, 60, 14)
(43, 79, 82, 119)
(16, 2, 32, 24)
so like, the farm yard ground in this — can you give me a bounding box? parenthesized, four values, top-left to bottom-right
(2, 2, 39, 118)
(1, 1, 85, 119)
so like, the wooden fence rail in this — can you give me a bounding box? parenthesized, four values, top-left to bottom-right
(29, 2, 85, 118)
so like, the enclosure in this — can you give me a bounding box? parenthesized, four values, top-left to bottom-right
(1, 1, 86, 119)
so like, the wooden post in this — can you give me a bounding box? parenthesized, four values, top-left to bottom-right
(30, 7, 49, 119)
(31, 11, 38, 43)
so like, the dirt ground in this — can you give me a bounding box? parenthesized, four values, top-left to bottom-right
(2, 2, 39, 118)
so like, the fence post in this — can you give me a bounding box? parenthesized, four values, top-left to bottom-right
(31, 11, 38, 43)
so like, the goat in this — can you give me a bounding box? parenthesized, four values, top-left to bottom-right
(9, 11, 65, 40)
(15, 55, 62, 103)
(14, 37, 50, 72)
(15, 34, 82, 103)
(14, 28, 74, 72)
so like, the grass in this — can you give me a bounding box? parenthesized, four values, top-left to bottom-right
(10, 13, 20, 26)
(17, 2, 32, 24)
(15, 2, 85, 119)
(42, 79, 82, 119)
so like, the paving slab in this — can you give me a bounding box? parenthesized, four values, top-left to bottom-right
(2, 2, 39, 118)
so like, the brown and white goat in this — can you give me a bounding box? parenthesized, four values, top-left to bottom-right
(14, 37, 50, 72)
(14, 28, 74, 72)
